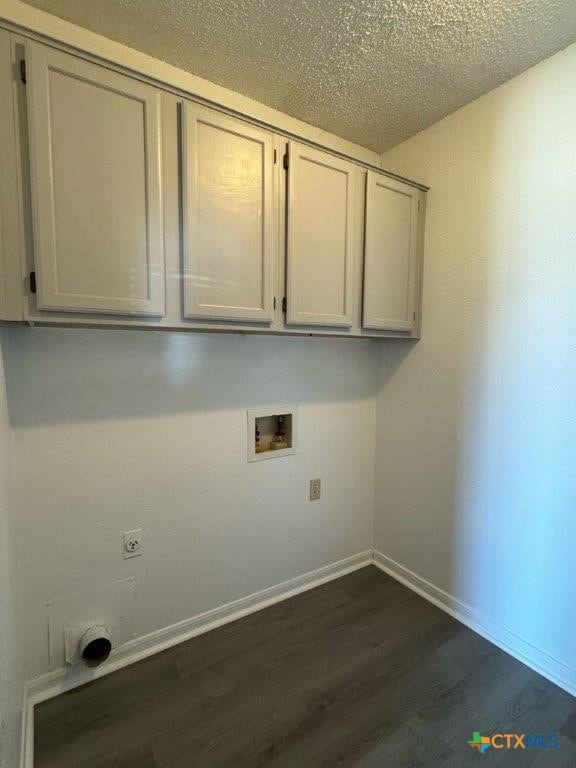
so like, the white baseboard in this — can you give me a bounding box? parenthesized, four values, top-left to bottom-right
(372, 549, 576, 698)
(26, 550, 372, 707)
(19, 696, 33, 768)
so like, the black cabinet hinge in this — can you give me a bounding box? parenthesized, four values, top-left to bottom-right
(273, 149, 277, 164)
(282, 297, 287, 313)
(29, 271, 36, 294)
(282, 152, 289, 171)
(20, 59, 26, 84)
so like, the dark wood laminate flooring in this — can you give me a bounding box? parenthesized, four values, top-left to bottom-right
(35, 566, 576, 767)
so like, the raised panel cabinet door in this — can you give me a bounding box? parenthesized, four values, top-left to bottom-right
(181, 101, 274, 323)
(286, 142, 356, 327)
(26, 43, 164, 316)
(363, 173, 419, 332)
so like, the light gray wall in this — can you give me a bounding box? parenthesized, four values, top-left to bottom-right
(0, 334, 23, 768)
(375, 43, 576, 672)
(2, 327, 377, 678)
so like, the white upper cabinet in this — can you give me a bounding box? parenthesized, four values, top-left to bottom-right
(26, 43, 165, 316)
(363, 172, 420, 332)
(286, 142, 356, 327)
(3, 37, 426, 336)
(181, 102, 275, 323)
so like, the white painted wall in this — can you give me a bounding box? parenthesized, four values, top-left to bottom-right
(0, 3, 380, 689)
(2, 0, 573, 706)
(375, 44, 576, 673)
(2, 326, 377, 678)
(0, 336, 24, 768)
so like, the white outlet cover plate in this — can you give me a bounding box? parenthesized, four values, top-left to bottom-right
(123, 528, 143, 559)
(47, 578, 136, 667)
(310, 478, 321, 500)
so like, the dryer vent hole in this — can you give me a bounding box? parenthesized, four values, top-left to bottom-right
(82, 636, 112, 667)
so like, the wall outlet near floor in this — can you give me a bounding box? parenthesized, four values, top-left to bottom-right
(310, 478, 321, 501)
(123, 529, 143, 559)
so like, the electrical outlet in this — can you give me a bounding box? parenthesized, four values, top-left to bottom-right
(122, 529, 143, 559)
(310, 478, 321, 501)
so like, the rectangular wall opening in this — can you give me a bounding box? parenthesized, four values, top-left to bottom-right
(247, 406, 297, 461)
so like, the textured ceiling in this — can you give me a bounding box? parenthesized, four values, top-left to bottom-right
(23, 0, 576, 151)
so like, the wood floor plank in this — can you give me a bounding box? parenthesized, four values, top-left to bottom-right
(35, 566, 576, 768)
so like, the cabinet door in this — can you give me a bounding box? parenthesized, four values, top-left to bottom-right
(286, 142, 356, 327)
(181, 102, 274, 323)
(26, 43, 164, 316)
(363, 173, 420, 332)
